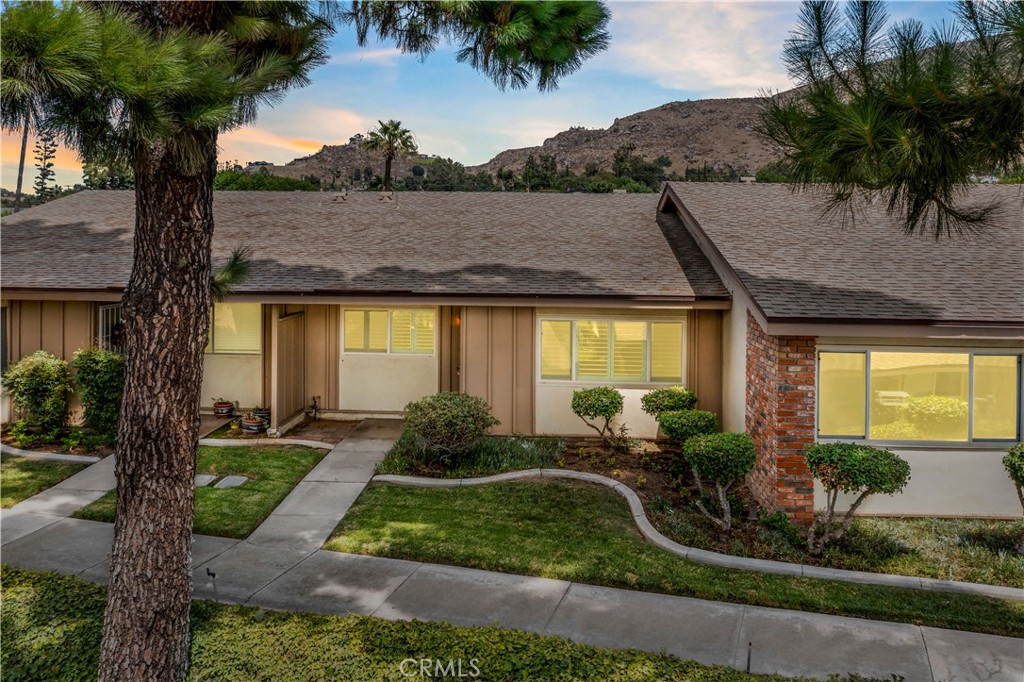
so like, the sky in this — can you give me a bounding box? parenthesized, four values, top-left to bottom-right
(0, 1, 952, 189)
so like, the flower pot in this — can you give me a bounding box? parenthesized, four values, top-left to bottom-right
(240, 418, 264, 434)
(213, 401, 234, 418)
(253, 408, 271, 424)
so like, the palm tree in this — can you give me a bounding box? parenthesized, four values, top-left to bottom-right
(759, 0, 1024, 237)
(364, 119, 417, 191)
(19, 2, 609, 678)
(0, 1, 95, 211)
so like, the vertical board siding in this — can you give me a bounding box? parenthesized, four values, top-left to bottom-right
(688, 309, 724, 418)
(304, 305, 339, 411)
(271, 308, 306, 427)
(462, 306, 536, 435)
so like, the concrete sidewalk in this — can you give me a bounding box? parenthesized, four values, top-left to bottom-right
(2, 419, 1022, 681)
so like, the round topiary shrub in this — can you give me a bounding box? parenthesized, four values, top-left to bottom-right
(403, 392, 500, 463)
(804, 442, 911, 553)
(640, 386, 697, 419)
(683, 432, 756, 529)
(70, 347, 125, 439)
(658, 409, 718, 445)
(1004, 443, 1024, 555)
(571, 387, 625, 447)
(2, 350, 72, 434)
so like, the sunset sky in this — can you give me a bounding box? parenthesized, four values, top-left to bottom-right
(1, 1, 950, 190)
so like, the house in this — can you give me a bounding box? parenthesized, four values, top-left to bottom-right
(2, 184, 1021, 521)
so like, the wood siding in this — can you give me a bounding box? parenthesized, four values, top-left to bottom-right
(462, 306, 534, 434)
(304, 304, 340, 411)
(269, 306, 305, 428)
(687, 309, 724, 418)
(5, 300, 96, 362)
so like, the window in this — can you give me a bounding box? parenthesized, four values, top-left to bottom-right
(539, 318, 684, 384)
(343, 309, 435, 354)
(98, 304, 125, 353)
(818, 350, 1022, 442)
(207, 303, 261, 354)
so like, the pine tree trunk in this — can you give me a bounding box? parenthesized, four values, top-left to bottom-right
(96, 133, 216, 682)
(14, 118, 29, 212)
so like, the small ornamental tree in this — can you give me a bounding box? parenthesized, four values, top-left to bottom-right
(403, 392, 499, 465)
(571, 387, 625, 448)
(658, 410, 719, 445)
(70, 347, 125, 439)
(683, 432, 757, 529)
(1, 350, 72, 434)
(804, 443, 911, 554)
(1003, 443, 1024, 555)
(640, 386, 697, 419)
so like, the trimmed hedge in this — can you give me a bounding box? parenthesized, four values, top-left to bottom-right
(571, 387, 628, 448)
(640, 386, 697, 418)
(1, 351, 72, 434)
(69, 347, 125, 438)
(659, 409, 719, 445)
(403, 392, 499, 463)
(683, 432, 757, 529)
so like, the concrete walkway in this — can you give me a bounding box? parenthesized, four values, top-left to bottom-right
(2, 420, 1022, 681)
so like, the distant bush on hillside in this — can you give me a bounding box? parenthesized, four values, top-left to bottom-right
(213, 170, 318, 191)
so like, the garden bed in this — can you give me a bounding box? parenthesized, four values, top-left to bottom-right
(72, 445, 324, 538)
(0, 453, 89, 508)
(1, 425, 113, 457)
(377, 434, 1024, 588)
(1, 567, 819, 682)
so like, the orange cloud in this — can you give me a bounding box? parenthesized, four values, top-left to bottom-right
(1, 129, 83, 188)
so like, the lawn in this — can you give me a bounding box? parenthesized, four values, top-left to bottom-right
(375, 432, 563, 478)
(73, 445, 324, 538)
(1, 453, 89, 508)
(1, 566, 817, 682)
(325, 480, 1024, 638)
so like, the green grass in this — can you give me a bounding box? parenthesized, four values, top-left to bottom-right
(375, 432, 563, 478)
(1, 567, 817, 682)
(73, 445, 324, 538)
(325, 480, 1024, 637)
(1, 453, 88, 508)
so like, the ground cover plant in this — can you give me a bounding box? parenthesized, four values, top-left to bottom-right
(0, 453, 88, 508)
(72, 446, 323, 538)
(377, 431, 563, 479)
(1, 566, 820, 682)
(327, 480, 1024, 636)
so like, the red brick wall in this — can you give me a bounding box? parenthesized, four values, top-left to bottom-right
(745, 312, 816, 525)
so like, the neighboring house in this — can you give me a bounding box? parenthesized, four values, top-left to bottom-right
(2, 185, 1021, 521)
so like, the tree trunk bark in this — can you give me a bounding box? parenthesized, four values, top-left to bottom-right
(96, 133, 216, 682)
(14, 118, 29, 212)
(384, 154, 393, 191)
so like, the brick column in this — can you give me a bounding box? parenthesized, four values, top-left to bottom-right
(744, 312, 816, 526)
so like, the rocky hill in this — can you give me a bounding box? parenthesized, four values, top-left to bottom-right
(467, 97, 782, 177)
(260, 96, 784, 183)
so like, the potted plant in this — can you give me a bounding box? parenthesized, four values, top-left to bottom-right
(253, 405, 271, 425)
(239, 409, 265, 434)
(213, 398, 235, 418)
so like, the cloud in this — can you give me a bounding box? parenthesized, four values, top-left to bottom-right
(219, 105, 367, 164)
(1, 130, 83, 189)
(600, 1, 795, 96)
(329, 47, 405, 66)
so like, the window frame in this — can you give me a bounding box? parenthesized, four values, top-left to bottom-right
(816, 346, 1024, 446)
(536, 314, 687, 387)
(205, 303, 263, 356)
(341, 308, 437, 356)
(98, 303, 125, 353)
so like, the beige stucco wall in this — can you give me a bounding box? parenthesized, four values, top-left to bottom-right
(536, 385, 660, 438)
(720, 290, 751, 433)
(822, 447, 1020, 518)
(200, 354, 262, 409)
(461, 306, 534, 434)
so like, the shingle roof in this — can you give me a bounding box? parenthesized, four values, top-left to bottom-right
(664, 182, 1024, 325)
(0, 190, 728, 301)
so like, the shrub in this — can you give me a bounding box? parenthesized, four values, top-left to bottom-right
(1004, 443, 1024, 555)
(70, 347, 125, 438)
(570, 387, 627, 448)
(658, 409, 718, 445)
(900, 395, 968, 439)
(2, 351, 72, 433)
(640, 386, 697, 419)
(683, 432, 756, 529)
(402, 392, 499, 464)
(804, 443, 911, 553)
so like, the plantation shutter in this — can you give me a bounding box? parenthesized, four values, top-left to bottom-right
(413, 312, 435, 353)
(612, 321, 646, 381)
(650, 322, 683, 383)
(540, 320, 572, 379)
(576, 321, 609, 380)
(390, 310, 414, 352)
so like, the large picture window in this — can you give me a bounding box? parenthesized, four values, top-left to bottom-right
(539, 318, 684, 384)
(818, 349, 1021, 442)
(207, 303, 261, 354)
(343, 309, 435, 354)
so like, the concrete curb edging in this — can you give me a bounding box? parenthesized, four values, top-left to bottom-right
(0, 443, 102, 464)
(198, 438, 334, 450)
(372, 469, 1024, 602)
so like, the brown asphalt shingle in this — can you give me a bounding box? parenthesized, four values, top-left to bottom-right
(0, 190, 728, 301)
(664, 182, 1024, 324)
